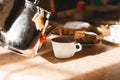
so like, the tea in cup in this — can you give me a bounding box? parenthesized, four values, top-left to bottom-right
(110, 24, 120, 43)
(51, 36, 82, 59)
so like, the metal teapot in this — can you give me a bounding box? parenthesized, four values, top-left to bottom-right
(0, 0, 59, 57)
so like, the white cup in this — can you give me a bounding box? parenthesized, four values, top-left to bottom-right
(51, 36, 82, 59)
(110, 24, 120, 43)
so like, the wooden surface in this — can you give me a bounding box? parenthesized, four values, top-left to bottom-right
(0, 35, 120, 80)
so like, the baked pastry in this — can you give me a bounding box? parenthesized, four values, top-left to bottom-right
(75, 31, 98, 44)
(52, 21, 91, 35)
(96, 25, 110, 35)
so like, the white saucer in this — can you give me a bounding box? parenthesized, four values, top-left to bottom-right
(103, 36, 120, 44)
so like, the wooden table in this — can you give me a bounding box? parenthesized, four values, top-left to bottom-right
(0, 35, 120, 80)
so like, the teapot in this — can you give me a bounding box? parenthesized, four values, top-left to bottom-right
(0, 0, 59, 57)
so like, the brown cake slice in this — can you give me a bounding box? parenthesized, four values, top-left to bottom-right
(75, 31, 98, 44)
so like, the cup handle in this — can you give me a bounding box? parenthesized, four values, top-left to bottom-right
(73, 43, 82, 54)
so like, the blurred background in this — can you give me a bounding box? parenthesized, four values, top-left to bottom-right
(39, 0, 120, 24)
(0, 0, 120, 30)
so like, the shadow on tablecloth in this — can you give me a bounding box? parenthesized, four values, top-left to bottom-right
(40, 43, 115, 63)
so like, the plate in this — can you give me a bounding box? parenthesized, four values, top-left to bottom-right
(103, 36, 120, 44)
(103, 36, 120, 46)
(80, 40, 101, 47)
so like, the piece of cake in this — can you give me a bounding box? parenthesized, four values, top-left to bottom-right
(52, 21, 91, 35)
(75, 31, 98, 44)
